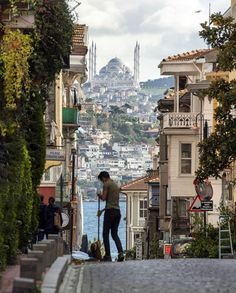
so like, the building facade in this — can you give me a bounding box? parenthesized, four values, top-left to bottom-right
(157, 49, 223, 241)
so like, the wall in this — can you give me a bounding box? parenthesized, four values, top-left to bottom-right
(168, 134, 199, 197)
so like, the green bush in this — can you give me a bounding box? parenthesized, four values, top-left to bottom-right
(185, 216, 218, 258)
(125, 247, 136, 260)
(149, 233, 164, 259)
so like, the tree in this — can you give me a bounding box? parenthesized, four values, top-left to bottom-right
(196, 13, 236, 181)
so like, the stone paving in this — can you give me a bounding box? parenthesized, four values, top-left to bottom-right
(60, 259, 236, 293)
(0, 265, 20, 293)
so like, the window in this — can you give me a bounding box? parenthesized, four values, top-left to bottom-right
(180, 143, 192, 174)
(139, 199, 147, 219)
(150, 186, 160, 206)
(179, 199, 187, 217)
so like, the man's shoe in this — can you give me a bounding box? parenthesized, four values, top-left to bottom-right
(117, 252, 124, 262)
(101, 255, 112, 262)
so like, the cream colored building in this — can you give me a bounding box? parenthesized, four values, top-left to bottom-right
(121, 177, 149, 250)
(158, 49, 224, 240)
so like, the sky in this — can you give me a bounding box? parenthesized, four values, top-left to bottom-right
(75, 0, 230, 81)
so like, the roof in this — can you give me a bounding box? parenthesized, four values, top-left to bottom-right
(121, 173, 159, 191)
(162, 49, 214, 62)
(121, 176, 149, 191)
(72, 24, 88, 55)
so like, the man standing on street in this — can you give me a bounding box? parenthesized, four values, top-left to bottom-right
(98, 171, 124, 262)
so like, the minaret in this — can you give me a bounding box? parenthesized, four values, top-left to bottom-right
(89, 46, 92, 82)
(134, 42, 140, 86)
(94, 43, 97, 78)
(91, 41, 94, 81)
(134, 42, 137, 83)
(137, 42, 140, 82)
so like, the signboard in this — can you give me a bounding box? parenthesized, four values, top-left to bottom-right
(46, 149, 65, 161)
(135, 238, 143, 260)
(201, 200, 213, 211)
(189, 195, 213, 212)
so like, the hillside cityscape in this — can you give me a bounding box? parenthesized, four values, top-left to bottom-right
(77, 54, 173, 199)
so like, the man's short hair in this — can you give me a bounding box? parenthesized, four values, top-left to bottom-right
(98, 171, 110, 181)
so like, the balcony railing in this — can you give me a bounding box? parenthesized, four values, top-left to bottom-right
(163, 113, 198, 129)
(62, 108, 79, 127)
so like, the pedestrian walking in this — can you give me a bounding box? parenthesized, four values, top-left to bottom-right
(38, 195, 47, 241)
(45, 197, 63, 237)
(97, 171, 124, 262)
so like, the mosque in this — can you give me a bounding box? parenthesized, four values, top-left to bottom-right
(88, 42, 140, 90)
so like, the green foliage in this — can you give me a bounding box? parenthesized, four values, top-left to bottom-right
(20, 86, 46, 189)
(1, 29, 32, 110)
(0, 136, 35, 267)
(185, 215, 218, 258)
(196, 14, 236, 180)
(33, 0, 73, 84)
(200, 13, 236, 71)
(0, 0, 73, 270)
(149, 233, 164, 259)
(125, 247, 136, 260)
(95, 112, 152, 144)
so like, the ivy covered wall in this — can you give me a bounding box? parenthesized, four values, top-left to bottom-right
(0, 0, 73, 270)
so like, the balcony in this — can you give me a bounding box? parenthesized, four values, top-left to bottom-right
(163, 112, 198, 129)
(62, 108, 79, 128)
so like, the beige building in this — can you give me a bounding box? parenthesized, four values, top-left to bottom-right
(121, 173, 159, 252)
(158, 49, 224, 241)
(40, 24, 88, 250)
(122, 176, 149, 250)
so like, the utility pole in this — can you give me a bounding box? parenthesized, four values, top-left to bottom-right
(70, 148, 76, 254)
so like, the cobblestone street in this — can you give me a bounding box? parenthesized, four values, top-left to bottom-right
(59, 259, 236, 293)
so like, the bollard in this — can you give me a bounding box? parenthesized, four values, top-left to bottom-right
(20, 258, 38, 280)
(58, 237, 64, 256)
(33, 244, 50, 267)
(48, 234, 60, 257)
(13, 277, 35, 293)
(41, 239, 56, 265)
(27, 250, 44, 281)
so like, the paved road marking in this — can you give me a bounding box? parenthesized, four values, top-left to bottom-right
(76, 266, 84, 293)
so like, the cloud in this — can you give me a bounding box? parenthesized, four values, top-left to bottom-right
(77, 0, 229, 80)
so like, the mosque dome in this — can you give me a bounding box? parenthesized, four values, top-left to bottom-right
(98, 57, 133, 80)
(108, 57, 123, 67)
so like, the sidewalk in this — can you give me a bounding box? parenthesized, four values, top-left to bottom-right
(0, 265, 20, 293)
